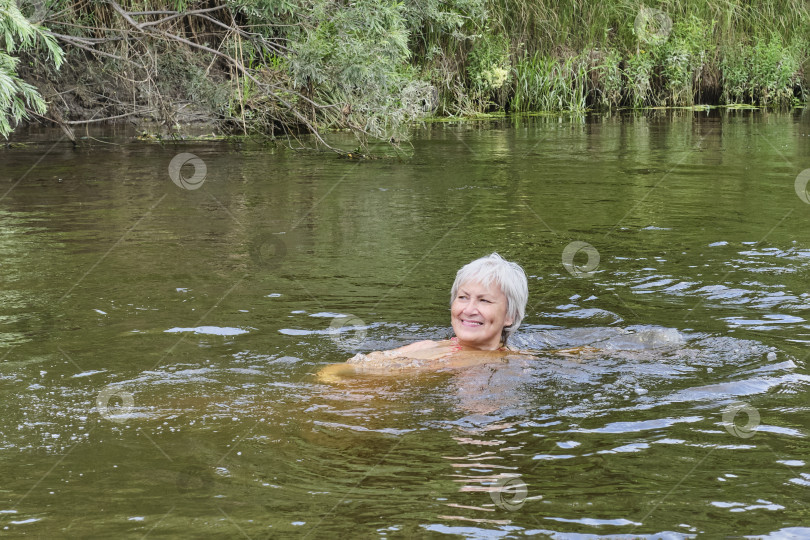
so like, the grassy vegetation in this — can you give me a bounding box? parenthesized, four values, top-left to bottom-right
(0, 0, 807, 145)
(484, 0, 808, 112)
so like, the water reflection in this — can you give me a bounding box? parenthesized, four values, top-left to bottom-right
(2, 112, 810, 536)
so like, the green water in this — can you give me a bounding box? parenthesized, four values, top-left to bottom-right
(2, 110, 810, 538)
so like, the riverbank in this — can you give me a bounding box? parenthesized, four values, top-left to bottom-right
(3, 0, 809, 149)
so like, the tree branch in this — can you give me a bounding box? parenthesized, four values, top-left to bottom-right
(94, 0, 359, 153)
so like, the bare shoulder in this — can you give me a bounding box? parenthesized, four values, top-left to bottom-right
(389, 340, 440, 354)
(317, 340, 448, 382)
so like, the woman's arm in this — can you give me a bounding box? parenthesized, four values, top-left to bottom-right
(316, 340, 443, 383)
(381, 340, 439, 356)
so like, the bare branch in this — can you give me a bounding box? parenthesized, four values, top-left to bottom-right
(57, 0, 359, 153)
(137, 5, 229, 28)
(49, 33, 132, 63)
(107, 0, 144, 30)
(65, 110, 151, 124)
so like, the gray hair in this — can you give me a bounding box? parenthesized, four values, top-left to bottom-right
(450, 252, 529, 345)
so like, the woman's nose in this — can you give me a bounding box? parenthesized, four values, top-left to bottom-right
(462, 301, 479, 314)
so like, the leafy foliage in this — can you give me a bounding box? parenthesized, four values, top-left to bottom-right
(512, 52, 588, 112)
(722, 35, 805, 106)
(1, 0, 808, 142)
(467, 32, 509, 110)
(0, 0, 63, 137)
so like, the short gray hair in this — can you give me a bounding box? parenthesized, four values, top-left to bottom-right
(450, 252, 529, 345)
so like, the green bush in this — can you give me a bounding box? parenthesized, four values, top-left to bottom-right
(467, 32, 510, 110)
(590, 48, 623, 109)
(624, 48, 655, 107)
(512, 52, 588, 112)
(0, 0, 63, 137)
(722, 35, 804, 106)
(3, 0, 808, 141)
(658, 15, 713, 106)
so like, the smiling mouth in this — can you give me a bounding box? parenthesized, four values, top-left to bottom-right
(461, 319, 484, 327)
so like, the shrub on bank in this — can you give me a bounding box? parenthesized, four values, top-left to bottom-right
(1, 0, 808, 142)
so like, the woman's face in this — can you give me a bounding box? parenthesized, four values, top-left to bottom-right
(451, 280, 513, 350)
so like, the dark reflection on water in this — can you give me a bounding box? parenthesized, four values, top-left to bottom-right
(1, 111, 810, 537)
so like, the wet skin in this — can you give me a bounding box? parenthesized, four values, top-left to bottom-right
(450, 280, 513, 351)
(315, 340, 601, 383)
(316, 340, 525, 383)
(318, 280, 517, 382)
(317, 280, 605, 383)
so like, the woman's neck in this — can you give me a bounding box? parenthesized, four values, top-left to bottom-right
(451, 336, 505, 351)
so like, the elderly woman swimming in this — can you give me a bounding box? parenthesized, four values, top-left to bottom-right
(318, 253, 531, 381)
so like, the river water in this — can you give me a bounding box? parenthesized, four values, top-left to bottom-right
(1, 110, 810, 537)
